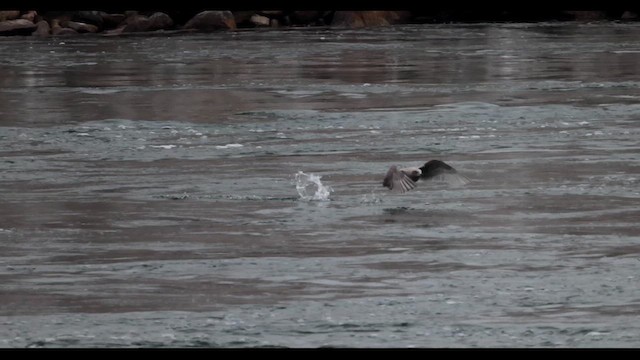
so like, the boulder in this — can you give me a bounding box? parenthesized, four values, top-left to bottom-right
(51, 19, 78, 36)
(0, 10, 20, 21)
(32, 20, 50, 36)
(103, 25, 126, 36)
(73, 11, 104, 28)
(250, 14, 270, 27)
(331, 11, 411, 28)
(52, 27, 78, 36)
(183, 11, 236, 31)
(67, 21, 98, 33)
(41, 12, 72, 25)
(0, 19, 37, 36)
(122, 14, 150, 32)
(121, 12, 173, 32)
(257, 10, 289, 26)
(21, 10, 38, 22)
(147, 12, 173, 31)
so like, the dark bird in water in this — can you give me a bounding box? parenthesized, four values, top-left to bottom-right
(382, 159, 470, 193)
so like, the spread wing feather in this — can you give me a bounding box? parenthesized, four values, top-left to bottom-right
(421, 160, 471, 187)
(383, 165, 417, 194)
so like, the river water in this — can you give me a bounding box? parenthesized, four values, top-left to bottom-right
(1, 23, 640, 348)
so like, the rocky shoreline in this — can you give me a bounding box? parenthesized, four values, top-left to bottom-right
(0, 10, 639, 37)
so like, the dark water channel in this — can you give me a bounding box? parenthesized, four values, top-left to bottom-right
(1, 23, 640, 347)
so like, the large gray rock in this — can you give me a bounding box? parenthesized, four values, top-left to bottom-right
(67, 21, 99, 33)
(0, 11, 20, 21)
(0, 19, 37, 36)
(183, 11, 236, 31)
(331, 11, 411, 28)
(32, 20, 50, 37)
(73, 11, 104, 28)
(103, 26, 126, 36)
(41, 12, 72, 25)
(120, 12, 173, 33)
(147, 12, 173, 31)
(250, 14, 270, 27)
(50, 19, 78, 36)
(52, 28, 78, 36)
(122, 14, 150, 32)
(21, 10, 38, 22)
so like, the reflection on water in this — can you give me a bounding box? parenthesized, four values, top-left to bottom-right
(1, 23, 640, 347)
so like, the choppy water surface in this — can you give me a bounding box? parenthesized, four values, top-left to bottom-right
(1, 23, 640, 348)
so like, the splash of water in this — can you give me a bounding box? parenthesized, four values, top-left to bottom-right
(295, 171, 333, 201)
(360, 189, 383, 204)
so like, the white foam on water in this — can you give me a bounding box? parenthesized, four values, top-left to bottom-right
(360, 189, 383, 204)
(150, 145, 177, 149)
(215, 143, 243, 149)
(294, 171, 332, 201)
